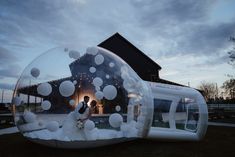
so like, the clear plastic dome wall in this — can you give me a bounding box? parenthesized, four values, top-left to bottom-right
(12, 46, 153, 148)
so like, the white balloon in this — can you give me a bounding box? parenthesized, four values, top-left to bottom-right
(106, 74, 110, 79)
(92, 77, 103, 87)
(73, 80, 77, 85)
(115, 105, 121, 112)
(41, 100, 51, 110)
(24, 111, 36, 123)
(95, 91, 104, 100)
(109, 113, 123, 128)
(103, 85, 117, 100)
(121, 66, 133, 80)
(30, 67, 40, 78)
(89, 67, 96, 73)
(37, 83, 52, 96)
(86, 47, 98, 55)
(12, 96, 22, 106)
(59, 80, 75, 97)
(46, 121, 59, 132)
(123, 77, 136, 90)
(69, 50, 80, 59)
(84, 120, 95, 131)
(69, 99, 75, 106)
(109, 62, 115, 68)
(95, 86, 100, 91)
(94, 54, 104, 65)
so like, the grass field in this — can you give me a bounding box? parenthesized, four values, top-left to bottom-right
(0, 126, 234, 157)
(209, 117, 235, 124)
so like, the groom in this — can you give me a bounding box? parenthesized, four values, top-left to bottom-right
(74, 96, 90, 128)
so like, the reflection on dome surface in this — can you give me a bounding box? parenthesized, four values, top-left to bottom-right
(12, 46, 153, 148)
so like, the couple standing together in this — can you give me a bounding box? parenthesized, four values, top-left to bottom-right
(74, 96, 97, 128)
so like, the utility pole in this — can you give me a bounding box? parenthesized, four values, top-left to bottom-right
(1, 89, 4, 103)
(27, 79, 31, 109)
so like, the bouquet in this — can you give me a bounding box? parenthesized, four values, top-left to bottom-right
(76, 119, 84, 129)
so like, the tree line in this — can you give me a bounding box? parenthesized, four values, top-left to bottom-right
(198, 80, 235, 104)
(198, 37, 235, 104)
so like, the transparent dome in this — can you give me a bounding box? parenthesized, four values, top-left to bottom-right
(12, 46, 153, 148)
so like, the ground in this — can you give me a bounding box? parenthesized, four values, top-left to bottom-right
(0, 126, 234, 157)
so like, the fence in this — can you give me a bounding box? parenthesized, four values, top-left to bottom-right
(208, 104, 235, 111)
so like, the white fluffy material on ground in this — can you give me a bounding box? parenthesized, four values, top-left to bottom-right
(84, 120, 95, 131)
(46, 121, 59, 132)
(24, 128, 70, 141)
(23, 112, 138, 141)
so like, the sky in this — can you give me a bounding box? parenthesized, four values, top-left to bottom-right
(0, 0, 235, 102)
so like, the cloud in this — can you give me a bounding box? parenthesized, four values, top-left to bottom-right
(1, 0, 234, 57)
(131, 0, 211, 26)
(0, 64, 21, 78)
(129, 0, 235, 58)
(0, 0, 126, 80)
(178, 22, 235, 56)
(0, 0, 120, 51)
(192, 55, 229, 68)
(0, 83, 15, 90)
(0, 46, 21, 79)
(0, 47, 17, 64)
(72, 0, 234, 59)
(0, 0, 235, 88)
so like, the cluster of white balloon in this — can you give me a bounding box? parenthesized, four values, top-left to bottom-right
(87, 48, 122, 113)
(12, 50, 81, 133)
(86, 48, 142, 137)
(35, 80, 75, 111)
(13, 66, 47, 108)
(13, 47, 141, 135)
(32, 48, 81, 110)
(86, 48, 126, 129)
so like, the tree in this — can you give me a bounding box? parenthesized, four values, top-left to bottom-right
(228, 36, 235, 68)
(218, 37, 235, 101)
(198, 81, 218, 102)
(222, 78, 235, 99)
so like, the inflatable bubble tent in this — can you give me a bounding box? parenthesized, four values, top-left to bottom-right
(12, 46, 154, 148)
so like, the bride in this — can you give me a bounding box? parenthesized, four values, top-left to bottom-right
(62, 96, 97, 141)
